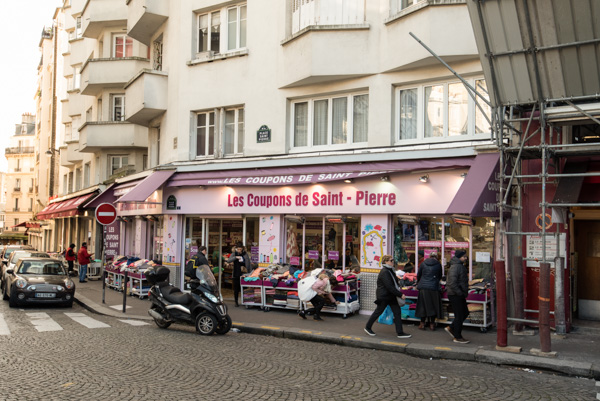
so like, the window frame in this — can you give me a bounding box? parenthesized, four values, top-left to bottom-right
(290, 92, 369, 151)
(197, 3, 247, 55)
(109, 155, 129, 176)
(111, 94, 125, 122)
(394, 77, 491, 145)
(113, 34, 133, 58)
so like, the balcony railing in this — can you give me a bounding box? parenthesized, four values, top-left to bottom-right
(28, 188, 34, 193)
(5, 146, 34, 155)
(13, 187, 21, 192)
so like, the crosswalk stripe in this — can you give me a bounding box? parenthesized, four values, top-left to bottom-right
(27, 312, 63, 332)
(65, 313, 110, 329)
(0, 313, 11, 336)
(118, 319, 150, 326)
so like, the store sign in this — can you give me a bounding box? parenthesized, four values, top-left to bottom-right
(257, 125, 271, 143)
(166, 195, 178, 210)
(328, 251, 339, 261)
(166, 170, 464, 215)
(103, 221, 120, 259)
(308, 250, 320, 260)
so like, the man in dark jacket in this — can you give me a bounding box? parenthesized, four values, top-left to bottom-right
(227, 242, 252, 307)
(445, 250, 470, 343)
(65, 243, 76, 276)
(364, 255, 411, 338)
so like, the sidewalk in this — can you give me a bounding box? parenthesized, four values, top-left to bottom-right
(74, 278, 600, 379)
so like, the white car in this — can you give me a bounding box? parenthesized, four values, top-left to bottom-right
(1, 250, 50, 292)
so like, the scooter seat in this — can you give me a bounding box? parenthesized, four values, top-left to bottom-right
(162, 286, 194, 305)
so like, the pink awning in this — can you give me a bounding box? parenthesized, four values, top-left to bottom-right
(117, 170, 176, 202)
(167, 158, 476, 187)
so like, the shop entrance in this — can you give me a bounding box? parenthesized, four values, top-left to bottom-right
(183, 216, 259, 289)
(574, 219, 600, 320)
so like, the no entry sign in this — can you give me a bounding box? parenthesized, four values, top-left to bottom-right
(95, 203, 117, 225)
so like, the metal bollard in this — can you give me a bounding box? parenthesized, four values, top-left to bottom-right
(122, 270, 129, 313)
(102, 270, 107, 304)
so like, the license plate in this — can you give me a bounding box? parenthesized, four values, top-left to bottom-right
(35, 293, 56, 298)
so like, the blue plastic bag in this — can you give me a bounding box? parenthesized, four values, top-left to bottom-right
(377, 305, 394, 325)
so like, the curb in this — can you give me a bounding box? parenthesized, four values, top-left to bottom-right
(232, 322, 600, 379)
(74, 294, 152, 321)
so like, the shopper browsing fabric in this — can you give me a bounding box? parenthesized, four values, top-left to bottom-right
(445, 250, 470, 344)
(416, 251, 443, 330)
(227, 242, 252, 307)
(77, 242, 93, 283)
(299, 271, 339, 321)
(364, 255, 411, 338)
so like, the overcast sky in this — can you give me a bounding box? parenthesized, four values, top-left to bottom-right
(0, 1, 63, 172)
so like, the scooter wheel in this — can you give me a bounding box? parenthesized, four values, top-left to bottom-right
(216, 315, 232, 335)
(195, 312, 217, 335)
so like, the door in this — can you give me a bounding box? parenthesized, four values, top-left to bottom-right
(575, 220, 600, 320)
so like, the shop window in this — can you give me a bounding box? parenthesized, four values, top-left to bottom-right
(292, 93, 368, 150)
(471, 218, 495, 280)
(396, 77, 491, 143)
(153, 216, 164, 262)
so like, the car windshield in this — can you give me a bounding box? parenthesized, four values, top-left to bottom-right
(12, 252, 50, 264)
(18, 262, 66, 276)
(195, 265, 217, 289)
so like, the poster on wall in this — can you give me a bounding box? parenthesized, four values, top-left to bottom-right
(103, 221, 120, 261)
(526, 233, 566, 267)
(259, 214, 280, 266)
(360, 215, 388, 269)
(164, 215, 178, 264)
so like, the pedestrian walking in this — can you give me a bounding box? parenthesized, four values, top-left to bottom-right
(415, 251, 443, 330)
(364, 255, 411, 338)
(227, 242, 252, 307)
(445, 250, 470, 344)
(77, 242, 93, 283)
(65, 243, 76, 276)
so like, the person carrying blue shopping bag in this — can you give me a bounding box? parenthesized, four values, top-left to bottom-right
(364, 255, 411, 338)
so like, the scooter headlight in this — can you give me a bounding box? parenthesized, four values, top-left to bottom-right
(203, 291, 218, 303)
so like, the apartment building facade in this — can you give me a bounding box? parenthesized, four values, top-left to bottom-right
(2, 114, 37, 244)
(36, 0, 500, 311)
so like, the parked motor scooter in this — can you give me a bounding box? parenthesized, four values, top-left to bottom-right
(147, 264, 231, 335)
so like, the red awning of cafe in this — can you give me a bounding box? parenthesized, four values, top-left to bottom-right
(37, 192, 97, 220)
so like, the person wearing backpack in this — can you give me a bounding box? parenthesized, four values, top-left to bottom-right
(65, 244, 76, 276)
(364, 255, 412, 338)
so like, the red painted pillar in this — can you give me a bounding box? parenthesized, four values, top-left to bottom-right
(539, 262, 551, 352)
(494, 260, 507, 347)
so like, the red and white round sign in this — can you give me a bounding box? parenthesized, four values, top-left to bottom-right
(95, 203, 117, 225)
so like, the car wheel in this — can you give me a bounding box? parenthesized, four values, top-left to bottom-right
(8, 291, 18, 307)
(195, 312, 217, 335)
(215, 315, 232, 335)
(3, 284, 9, 301)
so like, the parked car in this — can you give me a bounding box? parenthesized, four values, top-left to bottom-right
(3, 258, 75, 308)
(1, 245, 34, 265)
(1, 251, 51, 291)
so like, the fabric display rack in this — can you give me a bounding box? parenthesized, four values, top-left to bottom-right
(401, 285, 492, 332)
(240, 265, 360, 318)
(87, 260, 102, 280)
(104, 256, 162, 299)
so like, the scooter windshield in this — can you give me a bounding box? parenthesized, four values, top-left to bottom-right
(195, 264, 218, 289)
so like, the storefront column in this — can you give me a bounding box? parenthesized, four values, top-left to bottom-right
(163, 214, 183, 288)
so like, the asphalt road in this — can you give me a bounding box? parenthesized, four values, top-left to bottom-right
(0, 302, 594, 400)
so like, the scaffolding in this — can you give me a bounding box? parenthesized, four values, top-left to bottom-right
(462, 0, 600, 351)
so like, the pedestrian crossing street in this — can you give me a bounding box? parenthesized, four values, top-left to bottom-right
(0, 312, 149, 335)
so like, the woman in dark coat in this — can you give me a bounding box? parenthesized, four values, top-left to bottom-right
(415, 251, 443, 330)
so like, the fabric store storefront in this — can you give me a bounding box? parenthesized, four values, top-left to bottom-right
(156, 153, 501, 310)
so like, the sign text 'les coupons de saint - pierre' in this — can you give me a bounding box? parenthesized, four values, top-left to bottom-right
(227, 190, 397, 209)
